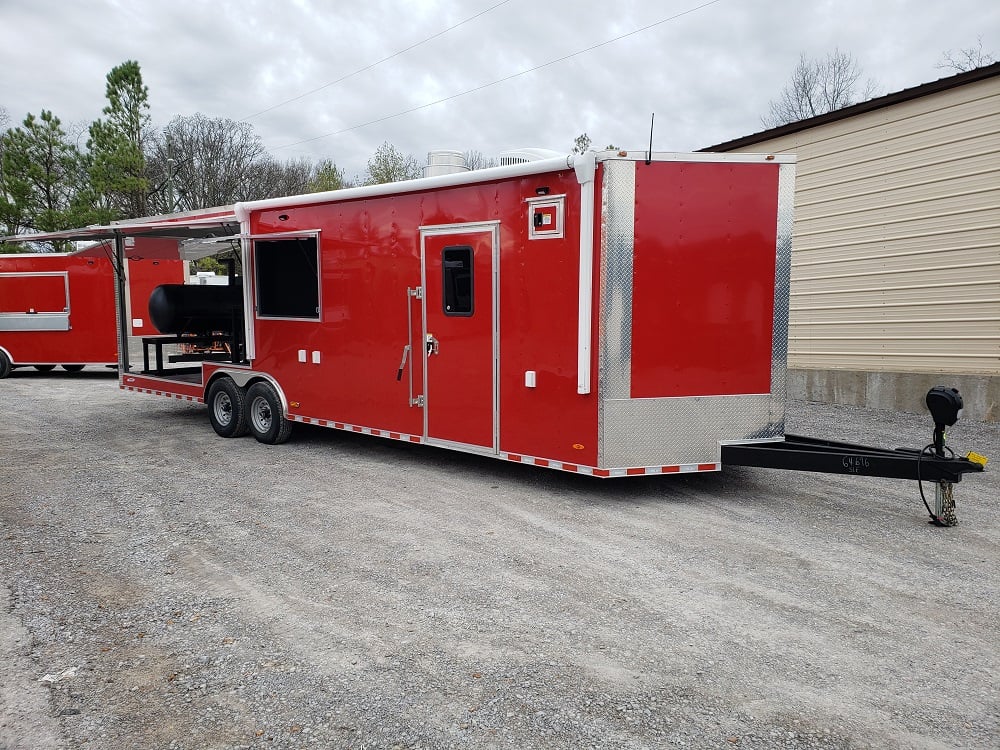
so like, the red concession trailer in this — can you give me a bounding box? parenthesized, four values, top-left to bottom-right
(115, 151, 796, 475)
(2, 152, 983, 522)
(0, 242, 184, 377)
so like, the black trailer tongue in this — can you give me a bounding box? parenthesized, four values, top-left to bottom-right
(721, 386, 987, 526)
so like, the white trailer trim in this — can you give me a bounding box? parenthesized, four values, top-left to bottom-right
(572, 153, 597, 395)
(234, 156, 577, 221)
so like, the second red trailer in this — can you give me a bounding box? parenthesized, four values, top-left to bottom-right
(0, 242, 184, 378)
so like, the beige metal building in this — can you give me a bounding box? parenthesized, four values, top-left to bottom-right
(706, 63, 1000, 421)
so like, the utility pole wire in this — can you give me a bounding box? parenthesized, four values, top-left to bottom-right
(273, 0, 725, 150)
(242, 0, 513, 120)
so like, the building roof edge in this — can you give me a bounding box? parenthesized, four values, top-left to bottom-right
(701, 62, 1000, 152)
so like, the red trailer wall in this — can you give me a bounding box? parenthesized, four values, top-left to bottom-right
(629, 160, 780, 398)
(127, 251, 185, 336)
(495, 171, 600, 467)
(247, 170, 599, 465)
(250, 196, 428, 440)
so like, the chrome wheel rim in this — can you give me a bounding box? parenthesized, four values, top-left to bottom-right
(250, 396, 272, 433)
(213, 391, 233, 427)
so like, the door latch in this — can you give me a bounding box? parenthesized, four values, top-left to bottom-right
(425, 333, 439, 356)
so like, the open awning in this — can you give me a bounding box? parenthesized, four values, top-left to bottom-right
(0, 211, 240, 246)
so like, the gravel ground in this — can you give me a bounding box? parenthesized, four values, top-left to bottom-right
(1, 369, 997, 750)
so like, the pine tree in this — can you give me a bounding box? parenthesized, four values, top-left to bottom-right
(0, 110, 97, 248)
(88, 60, 151, 219)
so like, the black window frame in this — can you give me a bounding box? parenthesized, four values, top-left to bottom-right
(253, 236, 321, 320)
(441, 245, 474, 317)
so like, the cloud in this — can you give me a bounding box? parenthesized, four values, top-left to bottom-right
(2, 0, 998, 179)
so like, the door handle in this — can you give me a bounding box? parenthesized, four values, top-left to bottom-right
(425, 333, 439, 356)
(396, 344, 410, 381)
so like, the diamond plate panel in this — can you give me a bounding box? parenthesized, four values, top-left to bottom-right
(603, 395, 781, 467)
(598, 160, 636, 401)
(769, 162, 795, 431)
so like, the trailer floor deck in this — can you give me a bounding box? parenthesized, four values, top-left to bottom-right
(133, 368, 203, 385)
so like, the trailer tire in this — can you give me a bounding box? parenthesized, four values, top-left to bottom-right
(34, 364, 56, 372)
(246, 381, 292, 445)
(207, 377, 250, 438)
(62, 364, 85, 372)
(0, 351, 10, 379)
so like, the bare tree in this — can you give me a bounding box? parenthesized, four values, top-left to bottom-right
(254, 158, 315, 199)
(463, 150, 497, 171)
(763, 49, 879, 128)
(146, 114, 302, 212)
(936, 37, 996, 72)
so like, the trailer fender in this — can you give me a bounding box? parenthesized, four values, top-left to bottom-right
(206, 369, 289, 417)
(245, 380, 293, 445)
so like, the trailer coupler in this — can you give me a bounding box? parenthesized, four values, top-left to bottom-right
(720, 387, 987, 526)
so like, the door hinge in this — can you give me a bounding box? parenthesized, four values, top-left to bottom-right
(408, 286, 424, 300)
(411, 395, 425, 408)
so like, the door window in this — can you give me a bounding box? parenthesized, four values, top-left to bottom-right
(442, 245, 474, 316)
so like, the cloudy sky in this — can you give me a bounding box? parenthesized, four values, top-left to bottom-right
(1, 0, 997, 180)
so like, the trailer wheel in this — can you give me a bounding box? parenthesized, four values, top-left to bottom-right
(34, 365, 56, 372)
(0, 351, 11, 379)
(207, 377, 249, 438)
(61, 364, 85, 372)
(246, 381, 292, 445)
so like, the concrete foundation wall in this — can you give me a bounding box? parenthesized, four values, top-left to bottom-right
(787, 369, 998, 423)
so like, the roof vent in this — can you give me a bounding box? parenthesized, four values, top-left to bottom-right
(423, 150, 470, 178)
(497, 148, 564, 166)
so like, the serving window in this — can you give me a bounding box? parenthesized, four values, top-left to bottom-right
(254, 237, 320, 320)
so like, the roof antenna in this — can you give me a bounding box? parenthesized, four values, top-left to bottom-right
(646, 113, 655, 165)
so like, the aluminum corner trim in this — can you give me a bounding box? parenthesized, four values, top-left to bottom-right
(576, 155, 597, 394)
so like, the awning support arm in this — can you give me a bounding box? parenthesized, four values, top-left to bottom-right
(112, 232, 131, 373)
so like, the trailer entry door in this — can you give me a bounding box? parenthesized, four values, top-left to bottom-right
(421, 225, 498, 451)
